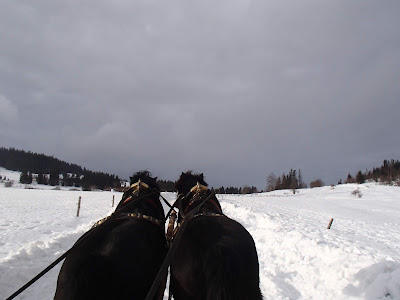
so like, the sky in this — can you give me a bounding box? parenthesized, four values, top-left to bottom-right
(0, 0, 399, 189)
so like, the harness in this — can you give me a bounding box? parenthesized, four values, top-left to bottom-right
(178, 182, 223, 217)
(170, 212, 224, 240)
(92, 212, 164, 230)
(168, 184, 225, 259)
(6, 181, 220, 300)
(145, 182, 223, 300)
(93, 179, 165, 230)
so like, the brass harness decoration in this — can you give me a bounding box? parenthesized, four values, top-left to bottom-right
(189, 182, 210, 202)
(92, 212, 163, 229)
(168, 182, 224, 241)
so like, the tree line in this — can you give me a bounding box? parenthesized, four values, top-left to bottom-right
(3, 147, 399, 193)
(212, 186, 259, 194)
(266, 169, 307, 192)
(1, 147, 121, 190)
(0, 147, 83, 174)
(343, 159, 400, 185)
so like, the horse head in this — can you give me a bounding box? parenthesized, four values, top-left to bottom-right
(174, 171, 222, 219)
(115, 170, 165, 223)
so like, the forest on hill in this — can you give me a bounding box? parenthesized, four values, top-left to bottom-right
(0, 147, 120, 190)
(264, 160, 400, 193)
(343, 159, 400, 185)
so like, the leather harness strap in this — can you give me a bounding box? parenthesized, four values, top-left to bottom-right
(92, 212, 164, 230)
(180, 182, 223, 217)
(183, 197, 222, 215)
(172, 212, 224, 238)
(145, 188, 217, 300)
(117, 180, 165, 226)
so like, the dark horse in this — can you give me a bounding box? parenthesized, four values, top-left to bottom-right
(54, 171, 167, 300)
(170, 171, 262, 300)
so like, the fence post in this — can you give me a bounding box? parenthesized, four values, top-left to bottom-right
(112, 195, 115, 207)
(76, 196, 81, 217)
(327, 218, 334, 229)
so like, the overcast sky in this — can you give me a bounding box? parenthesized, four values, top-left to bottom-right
(1, 0, 399, 189)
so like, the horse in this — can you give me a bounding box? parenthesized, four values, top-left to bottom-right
(54, 171, 167, 300)
(169, 171, 262, 300)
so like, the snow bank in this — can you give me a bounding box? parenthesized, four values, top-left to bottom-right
(343, 261, 400, 299)
(1, 179, 400, 299)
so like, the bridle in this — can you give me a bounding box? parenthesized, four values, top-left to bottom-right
(177, 182, 223, 219)
(169, 182, 225, 248)
(91, 179, 165, 230)
(119, 179, 165, 225)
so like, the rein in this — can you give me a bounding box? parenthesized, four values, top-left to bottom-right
(144, 189, 216, 300)
(182, 196, 222, 217)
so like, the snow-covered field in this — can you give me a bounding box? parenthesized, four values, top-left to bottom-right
(1, 167, 400, 299)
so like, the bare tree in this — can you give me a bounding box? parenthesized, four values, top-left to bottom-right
(266, 173, 277, 192)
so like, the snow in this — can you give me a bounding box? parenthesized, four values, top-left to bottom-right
(0, 167, 84, 191)
(1, 167, 400, 299)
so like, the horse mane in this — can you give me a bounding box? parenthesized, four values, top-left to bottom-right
(129, 170, 160, 191)
(175, 171, 208, 195)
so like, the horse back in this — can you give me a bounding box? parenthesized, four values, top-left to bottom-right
(54, 219, 167, 300)
(170, 216, 262, 300)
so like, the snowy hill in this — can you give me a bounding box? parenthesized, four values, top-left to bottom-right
(0, 167, 23, 184)
(0, 169, 399, 299)
(0, 167, 84, 191)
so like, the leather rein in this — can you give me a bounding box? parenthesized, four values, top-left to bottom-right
(145, 183, 223, 300)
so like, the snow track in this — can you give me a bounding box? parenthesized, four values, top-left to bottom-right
(1, 181, 400, 299)
(219, 187, 400, 300)
(1, 227, 91, 300)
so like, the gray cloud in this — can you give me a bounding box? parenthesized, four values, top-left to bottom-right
(0, 94, 19, 125)
(1, 0, 399, 188)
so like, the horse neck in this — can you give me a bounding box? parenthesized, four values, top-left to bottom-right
(116, 193, 165, 222)
(178, 193, 222, 221)
(197, 198, 222, 215)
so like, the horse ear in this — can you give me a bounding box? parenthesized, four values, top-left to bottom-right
(154, 177, 158, 181)
(200, 173, 204, 179)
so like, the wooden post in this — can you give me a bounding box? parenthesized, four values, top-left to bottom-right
(327, 218, 334, 229)
(76, 196, 81, 217)
(112, 195, 115, 207)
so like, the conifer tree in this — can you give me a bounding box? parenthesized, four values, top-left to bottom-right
(27, 172, 33, 184)
(345, 173, 354, 184)
(356, 170, 365, 184)
(20, 170, 28, 184)
(49, 169, 60, 186)
(37, 173, 47, 185)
